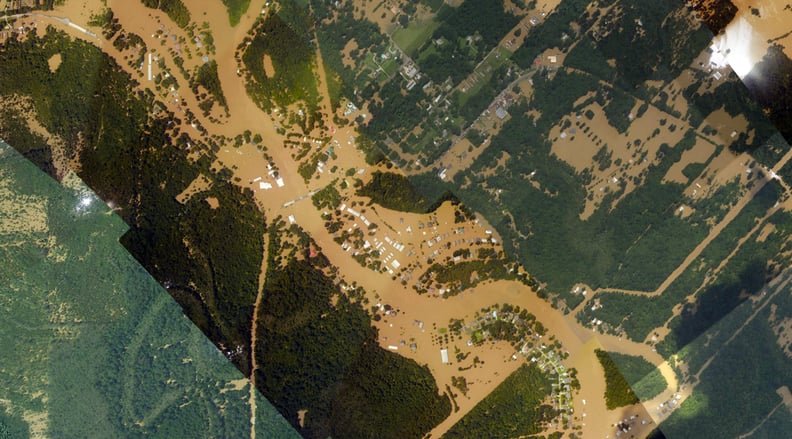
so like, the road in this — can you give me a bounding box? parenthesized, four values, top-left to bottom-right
(581, 146, 792, 306)
(282, 188, 320, 208)
(248, 233, 270, 439)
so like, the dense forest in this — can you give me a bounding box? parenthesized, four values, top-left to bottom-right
(222, 0, 251, 26)
(606, 352, 667, 401)
(0, 25, 454, 439)
(192, 60, 228, 115)
(443, 363, 557, 438)
(357, 171, 434, 213)
(577, 181, 786, 344)
(139, 0, 191, 28)
(0, 27, 262, 375)
(659, 281, 792, 437)
(0, 107, 56, 177)
(255, 223, 451, 438)
(595, 349, 640, 409)
(240, 6, 319, 111)
(446, 93, 710, 304)
(0, 148, 291, 438)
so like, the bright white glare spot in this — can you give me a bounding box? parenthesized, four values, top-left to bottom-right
(712, 16, 762, 78)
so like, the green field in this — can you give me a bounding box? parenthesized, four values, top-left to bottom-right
(393, 19, 440, 57)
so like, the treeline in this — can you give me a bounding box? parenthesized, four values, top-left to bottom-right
(255, 224, 451, 438)
(192, 60, 228, 114)
(595, 349, 640, 409)
(443, 363, 557, 438)
(607, 352, 667, 401)
(357, 171, 434, 213)
(140, 0, 191, 28)
(421, 257, 522, 295)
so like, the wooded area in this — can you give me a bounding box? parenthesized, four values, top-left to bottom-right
(444, 363, 556, 438)
(254, 224, 451, 438)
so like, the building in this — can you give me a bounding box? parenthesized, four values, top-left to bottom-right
(440, 348, 449, 364)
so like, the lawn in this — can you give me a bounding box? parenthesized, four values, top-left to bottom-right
(393, 19, 440, 57)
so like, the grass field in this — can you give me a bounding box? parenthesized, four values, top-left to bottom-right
(393, 19, 440, 57)
(457, 47, 512, 107)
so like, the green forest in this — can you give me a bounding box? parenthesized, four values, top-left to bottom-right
(140, 0, 191, 28)
(443, 363, 556, 438)
(0, 26, 263, 378)
(254, 223, 451, 438)
(222, 0, 251, 26)
(578, 181, 787, 346)
(606, 352, 667, 401)
(192, 60, 228, 115)
(357, 171, 434, 213)
(660, 279, 792, 437)
(446, 96, 712, 306)
(241, 6, 319, 111)
(595, 349, 640, 409)
(0, 22, 459, 439)
(418, 0, 520, 84)
(0, 145, 296, 438)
